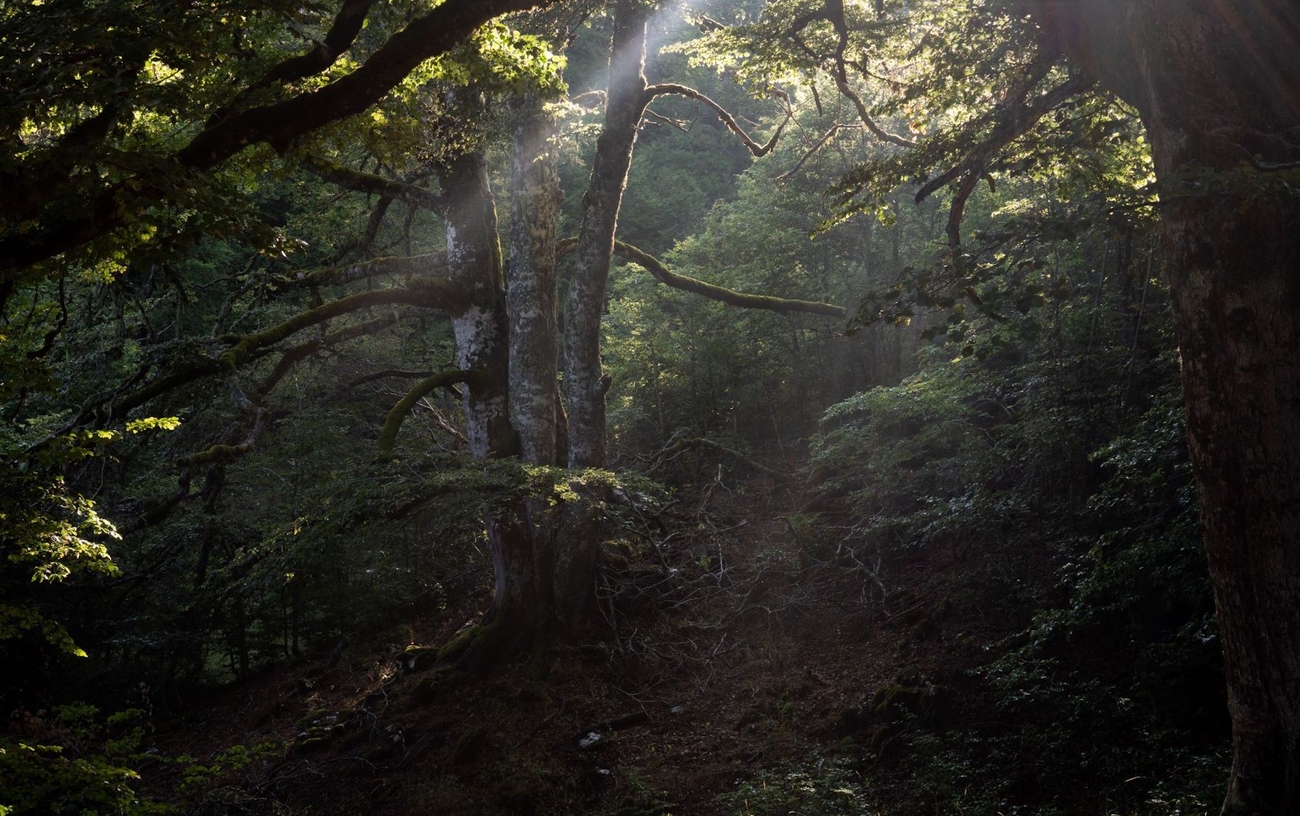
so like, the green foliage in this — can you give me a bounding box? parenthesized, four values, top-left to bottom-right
(0, 704, 166, 815)
(176, 740, 284, 812)
(1, 432, 122, 657)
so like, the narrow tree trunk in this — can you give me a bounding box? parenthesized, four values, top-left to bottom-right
(1031, 2, 1300, 812)
(564, 0, 653, 468)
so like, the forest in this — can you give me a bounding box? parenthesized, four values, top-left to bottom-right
(2, 1, 1298, 814)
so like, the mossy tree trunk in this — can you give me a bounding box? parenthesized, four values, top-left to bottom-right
(435, 95, 604, 663)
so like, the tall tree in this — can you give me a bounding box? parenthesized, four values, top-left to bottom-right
(1024, 5, 1300, 812)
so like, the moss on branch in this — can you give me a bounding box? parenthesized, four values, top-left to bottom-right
(219, 279, 464, 372)
(278, 253, 448, 289)
(377, 369, 492, 453)
(558, 238, 846, 318)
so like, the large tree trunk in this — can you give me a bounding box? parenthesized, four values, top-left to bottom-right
(439, 150, 515, 460)
(1031, 2, 1300, 812)
(504, 96, 601, 645)
(563, 0, 654, 468)
(509, 95, 562, 467)
(438, 144, 539, 661)
(436, 98, 605, 664)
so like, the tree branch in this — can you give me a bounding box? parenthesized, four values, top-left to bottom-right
(256, 314, 398, 399)
(645, 83, 793, 157)
(178, 0, 556, 165)
(302, 156, 444, 213)
(205, 0, 381, 127)
(778, 123, 860, 181)
(377, 369, 490, 453)
(558, 238, 846, 319)
(0, 0, 556, 273)
(219, 278, 465, 371)
(916, 70, 1093, 246)
(833, 76, 916, 148)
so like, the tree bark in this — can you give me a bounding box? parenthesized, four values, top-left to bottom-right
(439, 149, 516, 461)
(1029, 2, 1300, 812)
(563, 0, 655, 469)
(509, 96, 562, 466)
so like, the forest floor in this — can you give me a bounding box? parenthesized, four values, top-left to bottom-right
(141, 480, 1049, 815)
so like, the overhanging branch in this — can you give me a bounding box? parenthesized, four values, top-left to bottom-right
(256, 314, 399, 399)
(558, 237, 846, 319)
(645, 83, 793, 157)
(916, 70, 1094, 246)
(219, 278, 464, 371)
(0, 0, 556, 273)
(302, 156, 444, 214)
(206, 0, 380, 128)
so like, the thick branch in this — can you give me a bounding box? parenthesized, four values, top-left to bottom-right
(302, 156, 443, 213)
(176, 378, 270, 468)
(377, 369, 490, 453)
(256, 314, 398, 399)
(280, 253, 445, 288)
(178, 0, 555, 165)
(219, 279, 464, 371)
(207, 0, 380, 126)
(0, 0, 555, 273)
(645, 83, 792, 157)
(558, 238, 846, 319)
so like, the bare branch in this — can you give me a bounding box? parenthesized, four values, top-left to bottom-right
(778, 123, 861, 181)
(218, 278, 465, 371)
(257, 314, 399, 399)
(832, 76, 915, 148)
